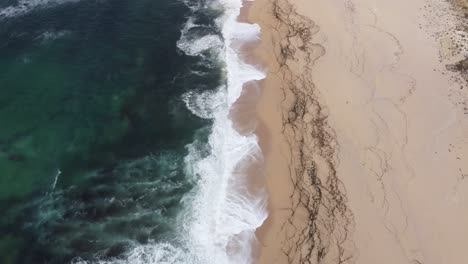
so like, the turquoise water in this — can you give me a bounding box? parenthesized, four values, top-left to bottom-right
(0, 0, 222, 263)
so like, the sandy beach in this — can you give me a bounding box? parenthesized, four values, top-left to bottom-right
(247, 0, 468, 263)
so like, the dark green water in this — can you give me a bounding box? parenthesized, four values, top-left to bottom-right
(0, 0, 222, 263)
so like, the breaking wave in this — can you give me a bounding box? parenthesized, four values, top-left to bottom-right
(94, 0, 267, 263)
(177, 0, 267, 262)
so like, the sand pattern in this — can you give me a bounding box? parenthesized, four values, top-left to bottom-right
(268, 0, 354, 262)
(249, 0, 468, 263)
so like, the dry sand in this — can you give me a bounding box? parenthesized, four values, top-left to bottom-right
(246, 0, 468, 263)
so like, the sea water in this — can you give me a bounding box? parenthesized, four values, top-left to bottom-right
(0, 0, 266, 263)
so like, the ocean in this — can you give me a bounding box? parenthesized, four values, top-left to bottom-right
(0, 0, 266, 263)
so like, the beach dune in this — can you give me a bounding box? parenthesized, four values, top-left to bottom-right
(247, 0, 468, 263)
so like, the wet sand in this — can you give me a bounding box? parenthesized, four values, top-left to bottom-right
(247, 0, 468, 263)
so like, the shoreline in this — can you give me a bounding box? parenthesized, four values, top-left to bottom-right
(229, 1, 270, 262)
(248, 0, 468, 263)
(247, 0, 354, 262)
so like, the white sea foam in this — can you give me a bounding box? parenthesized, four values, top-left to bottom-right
(182, 87, 227, 119)
(0, 0, 80, 18)
(178, 0, 267, 263)
(37, 30, 70, 42)
(177, 17, 224, 57)
(73, 243, 187, 264)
